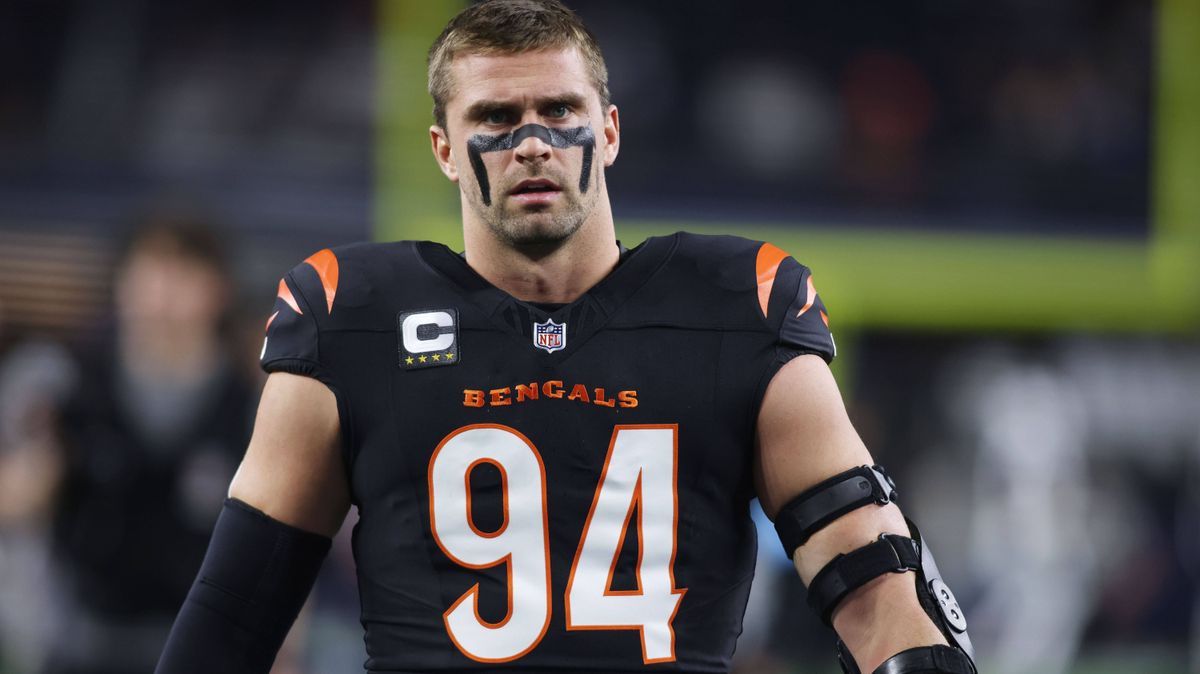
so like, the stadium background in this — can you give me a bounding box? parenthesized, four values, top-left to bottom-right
(0, 0, 1197, 672)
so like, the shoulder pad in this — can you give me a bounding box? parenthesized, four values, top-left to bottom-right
(259, 242, 407, 373)
(668, 232, 764, 293)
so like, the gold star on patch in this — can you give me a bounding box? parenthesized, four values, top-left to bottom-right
(418, 355, 427, 363)
(432, 353, 441, 361)
(445, 352, 455, 360)
(405, 356, 414, 365)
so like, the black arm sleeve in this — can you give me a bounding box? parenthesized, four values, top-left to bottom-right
(154, 499, 331, 674)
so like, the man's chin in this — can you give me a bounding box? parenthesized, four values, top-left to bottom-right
(504, 229, 575, 249)
(494, 216, 582, 250)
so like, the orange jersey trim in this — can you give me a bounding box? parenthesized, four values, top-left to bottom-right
(277, 279, 302, 315)
(755, 243, 789, 318)
(796, 275, 817, 318)
(303, 248, 339, 313)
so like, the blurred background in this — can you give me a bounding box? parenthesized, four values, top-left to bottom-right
(0, 0, 1196, 673)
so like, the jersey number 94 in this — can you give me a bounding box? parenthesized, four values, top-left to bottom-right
(427, 423, 687, 664)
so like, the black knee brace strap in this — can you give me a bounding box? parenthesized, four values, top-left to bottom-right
(155, 498, 331, 674)
(824, 520, 976, 674)
(807, 533, 921, 626)
(774, 465, 897, 557)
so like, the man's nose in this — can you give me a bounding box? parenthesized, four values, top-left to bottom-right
(513, 122, 552, 164)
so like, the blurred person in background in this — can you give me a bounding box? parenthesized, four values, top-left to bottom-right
(0, 215, 256, 674)
(0, 340, 77, 673)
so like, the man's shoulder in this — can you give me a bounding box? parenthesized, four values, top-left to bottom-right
(608, 232, 769, 330)
(639, 230, 795, 296)
(261, 239, 461, 373)
(653, 230, 766, 262)
(622, 231, 828, 342)
(276, 240, 452, 329)
(314, 239, 418, 280)
(650, 230, 799, 279)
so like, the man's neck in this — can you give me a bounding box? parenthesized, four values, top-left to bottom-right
(463, 227, 620, 304)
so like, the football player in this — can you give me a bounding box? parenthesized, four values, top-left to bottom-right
(156, 1, 975, 673)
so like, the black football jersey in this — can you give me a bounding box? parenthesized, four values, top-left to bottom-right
(261, 232, 835, 673)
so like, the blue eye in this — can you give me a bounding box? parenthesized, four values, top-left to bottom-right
(547, 104, 569, 118)
(485, 110, 509, 125)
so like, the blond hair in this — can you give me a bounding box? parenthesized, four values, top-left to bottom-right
(427, 0, 610, 130)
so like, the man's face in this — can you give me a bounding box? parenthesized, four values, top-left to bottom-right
(432, 47, 619, 248)
(116, 249, 227, 337)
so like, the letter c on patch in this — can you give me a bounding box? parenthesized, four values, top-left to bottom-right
(402, 311, 455, 353)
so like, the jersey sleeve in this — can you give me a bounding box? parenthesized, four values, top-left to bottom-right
(758, 244, 837, 364)
(259, 251, 339, 385)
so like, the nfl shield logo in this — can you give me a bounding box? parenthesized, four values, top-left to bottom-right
(533, 318, 566, 353)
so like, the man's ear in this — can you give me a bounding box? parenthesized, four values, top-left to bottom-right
(602, 104, 620, 167)
(430, 125, 459, 182)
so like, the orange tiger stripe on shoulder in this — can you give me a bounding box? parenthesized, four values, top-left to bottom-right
(277, 278, 303, 315)
(796, 276, 817, 318)
(755, 242, 790, 318)
(303, 248, 339, 313)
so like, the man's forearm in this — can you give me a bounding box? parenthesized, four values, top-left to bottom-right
(155, 499, 330, 674)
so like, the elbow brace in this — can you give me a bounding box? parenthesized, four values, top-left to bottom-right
(774, 465, 976, 674)
(154, 498, 331, 674)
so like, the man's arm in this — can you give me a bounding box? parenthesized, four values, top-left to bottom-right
(155, 372, 350, 674)
(755, 354, 950, 673)
(229, 372, 350, 536)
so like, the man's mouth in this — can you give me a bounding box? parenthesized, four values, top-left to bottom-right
(509, 179, 562, 195)
(508, 179, 563, 205)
